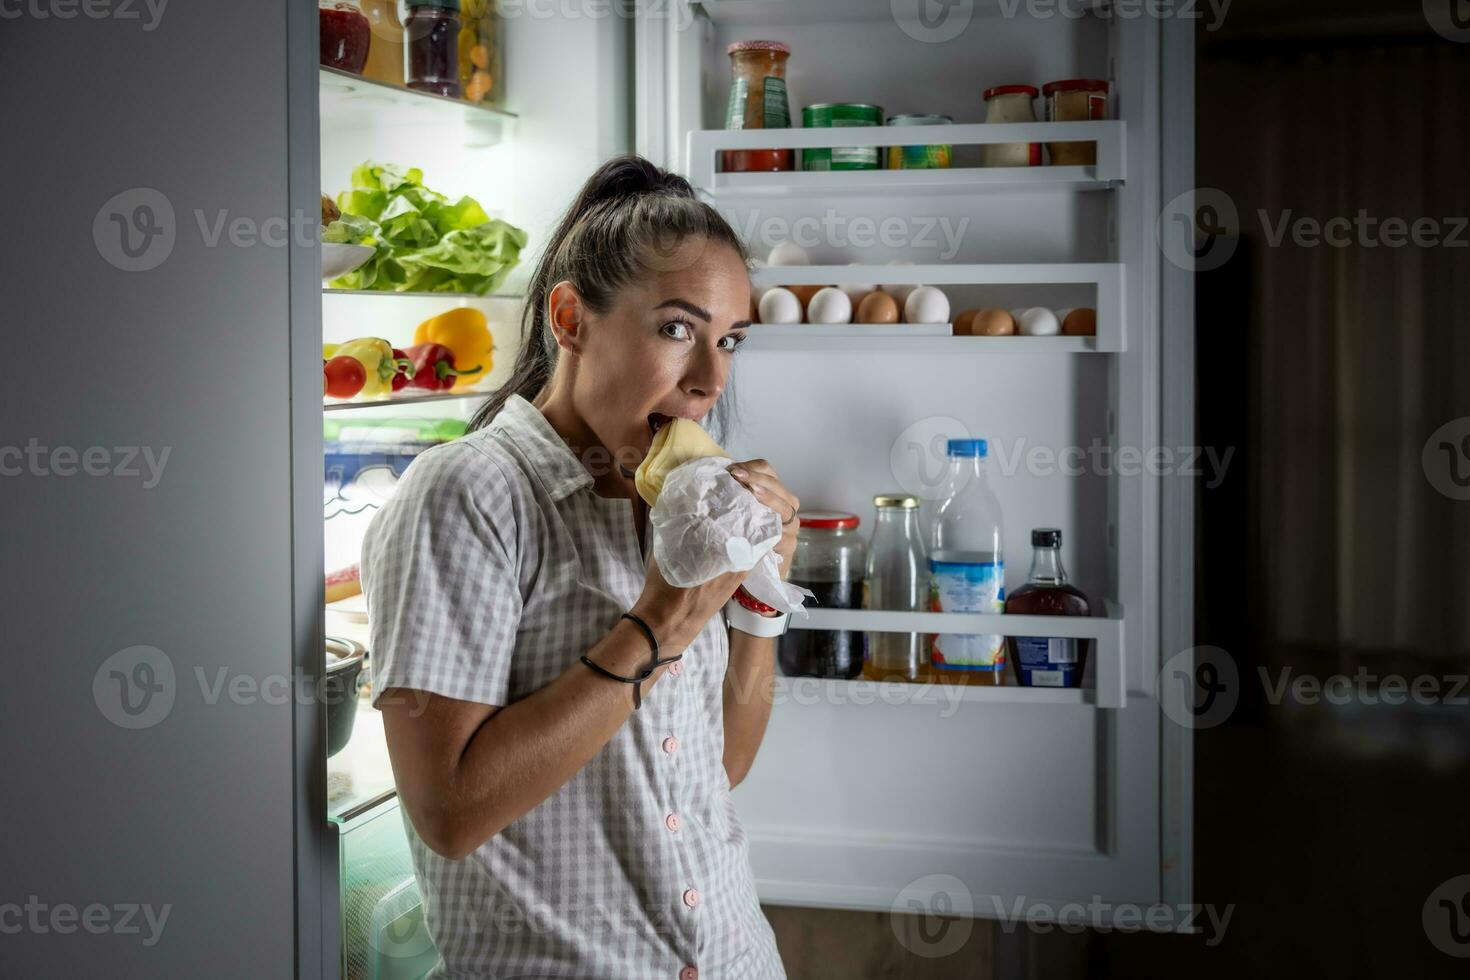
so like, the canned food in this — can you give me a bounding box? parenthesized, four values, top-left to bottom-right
(886, 113, 953, 169)
(801, 103, 884, 171)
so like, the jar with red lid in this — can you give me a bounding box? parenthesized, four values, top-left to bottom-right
(721, 40, 794, 173)
(981, 84, 1040, 167)
(320, 1, 371, 74)
(777, 512, 866, 679)
(405, 0, 462, 98)
(1041, 78, 1110, 166)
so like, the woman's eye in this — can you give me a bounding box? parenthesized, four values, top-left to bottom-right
(661, 320, 692, 340)
(720, 334, 747, 352)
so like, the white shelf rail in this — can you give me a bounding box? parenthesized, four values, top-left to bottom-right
(788, 601, 1127, 708)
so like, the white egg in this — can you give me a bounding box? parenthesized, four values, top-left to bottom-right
(1018, 307, 1062, 336)
(758, 287, 803, 325)
(767, 241, 810, 266)
(881, 259, 917, 304)
(806, 287, 853, 325)
(903, 286, 951, 325)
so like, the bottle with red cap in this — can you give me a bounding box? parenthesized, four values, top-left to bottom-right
(777, 511, 866, 679)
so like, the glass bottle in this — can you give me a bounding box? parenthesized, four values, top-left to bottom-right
(405, 0, 462, 98)
(1006, 528, 1091, 688)
(778, 512, 866, 679)
(929, 439, 1006, 686)
(360, 0, 406, 85)
(722, 40, 793, 173)
(862, 495, 926, 682)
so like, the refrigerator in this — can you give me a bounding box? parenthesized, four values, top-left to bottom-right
(1, 1, 1194, 976)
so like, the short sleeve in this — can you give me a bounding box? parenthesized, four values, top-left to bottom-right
(360, 440, 523, 708)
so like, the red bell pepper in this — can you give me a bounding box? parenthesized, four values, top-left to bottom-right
(406, 342, 482, 392)
(391, 347, 415, 392)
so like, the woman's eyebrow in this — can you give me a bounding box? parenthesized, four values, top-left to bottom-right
(654, 298, 711, 321)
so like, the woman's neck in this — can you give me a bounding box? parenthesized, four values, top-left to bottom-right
(535, 388, 638, 501)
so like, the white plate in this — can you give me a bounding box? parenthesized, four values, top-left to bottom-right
(321, 242, 375, 280)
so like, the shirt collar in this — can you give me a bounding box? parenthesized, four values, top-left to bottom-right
(490, 394, 596, 501)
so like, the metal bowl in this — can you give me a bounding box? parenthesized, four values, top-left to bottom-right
(324, 636, 367, 757)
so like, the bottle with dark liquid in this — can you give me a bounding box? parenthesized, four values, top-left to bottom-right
(778, 512, 866, 679)
(1005, 528, 1091, 688)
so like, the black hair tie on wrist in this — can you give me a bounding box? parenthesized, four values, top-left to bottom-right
(579, 612, 683, 710)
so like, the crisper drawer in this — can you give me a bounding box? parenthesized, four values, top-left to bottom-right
(335, 796, 442, 980)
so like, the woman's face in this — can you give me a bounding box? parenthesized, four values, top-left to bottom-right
(563, 237, 751, 470)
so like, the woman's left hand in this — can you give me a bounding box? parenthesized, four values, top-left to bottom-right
(727, 459, 799, 582)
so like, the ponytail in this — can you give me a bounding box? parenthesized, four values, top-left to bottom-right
(469, 155, 748, 439)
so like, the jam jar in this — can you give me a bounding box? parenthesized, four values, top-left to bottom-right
(721, 40, 793, 173)
(777, 512, 866, 679)
(319, 1, 371, 74)
(405, 0, 462, 98)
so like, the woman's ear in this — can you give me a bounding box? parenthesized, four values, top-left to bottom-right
(546, 281, 586, 355)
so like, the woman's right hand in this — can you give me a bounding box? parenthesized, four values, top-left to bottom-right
(633, 554, 747, 651)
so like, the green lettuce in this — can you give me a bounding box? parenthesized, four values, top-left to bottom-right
(325, 162, 526, 295)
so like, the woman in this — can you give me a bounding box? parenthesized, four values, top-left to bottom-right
(361, 156, 798, 980)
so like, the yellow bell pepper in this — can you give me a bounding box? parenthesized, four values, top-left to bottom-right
(334, 337, 403, 399)
(412, 308, 494, 390)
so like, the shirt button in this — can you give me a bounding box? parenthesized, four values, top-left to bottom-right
(665, 812, 681, 832)
(682, 887, 700, 908)
(679, 968, 698, 980)
(668, 661, 682, 677)
(662, 736, 679, 754)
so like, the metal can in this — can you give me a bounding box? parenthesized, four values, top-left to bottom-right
(801, 103, 884, 171)
(886, 113, 953, 169)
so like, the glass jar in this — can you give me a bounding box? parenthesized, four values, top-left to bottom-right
(360, 0, 405, 86)
(319, 1, 371, 74)
(777, 512, 866, 679)
(886, 113, 953, 170)
(721, 40, 793, 173)
(458, 0, 502, 105)
(1042, 78, 1110, 166)
(405, 0, 462, 98)
(981, 85, 1040, 167)
(862, 494, 927, 682)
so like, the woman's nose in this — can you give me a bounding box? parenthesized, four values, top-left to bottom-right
(681, 345, 725, 401)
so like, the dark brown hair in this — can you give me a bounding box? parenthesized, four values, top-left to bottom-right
(469, 155, 749, 441)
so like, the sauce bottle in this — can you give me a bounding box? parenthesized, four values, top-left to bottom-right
(1005, 528, 1091, 688)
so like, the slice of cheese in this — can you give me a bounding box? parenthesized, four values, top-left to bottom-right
(635, 418, 727, 506)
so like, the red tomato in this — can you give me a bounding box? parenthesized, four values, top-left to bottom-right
(323, 355, 367, 398)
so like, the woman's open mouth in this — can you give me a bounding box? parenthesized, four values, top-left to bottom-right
(648, 413, 672, 436)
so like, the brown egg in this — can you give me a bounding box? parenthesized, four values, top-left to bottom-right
(786, 284, 826, 321)
(973, 309, 1017, 336)
(1062, 307, 1097, 336)
(856, 290, 900, 324)
(953, 309, 981, 336)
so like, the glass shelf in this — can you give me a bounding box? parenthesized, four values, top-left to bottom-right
(323, 389, 488, 413)
(319, 66, 515, 147)
(323, 287, 524, 301)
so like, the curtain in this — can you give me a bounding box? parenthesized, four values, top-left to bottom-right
(1204, 40, 1470, 664)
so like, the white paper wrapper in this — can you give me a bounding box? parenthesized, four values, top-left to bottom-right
(648, 456, 815, 616)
